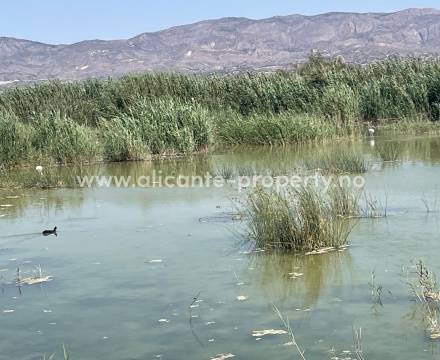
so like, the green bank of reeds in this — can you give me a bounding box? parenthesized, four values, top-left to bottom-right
(244, 186, 358, 252)
(215, 112, 356, 146)
(0, 98, 212, 166)
(2, 56, 440, 167)
(0, 113, 33, 166)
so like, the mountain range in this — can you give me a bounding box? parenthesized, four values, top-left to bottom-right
(1, 8, 440, 84)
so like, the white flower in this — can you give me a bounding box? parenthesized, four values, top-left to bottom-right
(35, 166, 43, 173)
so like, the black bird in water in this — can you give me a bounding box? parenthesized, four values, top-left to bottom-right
(42, 227, 57, 236)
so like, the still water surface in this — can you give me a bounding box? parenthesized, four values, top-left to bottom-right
(1, 135, 440, 359)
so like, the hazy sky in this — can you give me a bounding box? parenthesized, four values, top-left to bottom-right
(1, 0, 439, 44)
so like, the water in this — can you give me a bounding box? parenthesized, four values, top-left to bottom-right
(1, 134, 440, 359)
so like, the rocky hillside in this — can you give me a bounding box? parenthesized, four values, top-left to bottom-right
(1, 8, 440, 83)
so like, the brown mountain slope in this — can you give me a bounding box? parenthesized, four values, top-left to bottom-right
(1, 8, 440, 83)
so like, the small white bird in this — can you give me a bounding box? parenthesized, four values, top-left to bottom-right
(368, 128, 375, 136)
(35, 165, 43, 174)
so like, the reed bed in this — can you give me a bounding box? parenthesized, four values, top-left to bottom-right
(244, 185, 358, 252)
(2, 56, 440, 167)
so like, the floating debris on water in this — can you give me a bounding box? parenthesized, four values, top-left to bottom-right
(200, 212, 243, 223)
(430, 332, 440, 340)
(210, 354, 235, 360)
(147, 259, 163, 264)
(305, 245, 349, 256)
(208, 338, 215, 342)
(289, 272, 303, 277)
(252, 329, 288, 337)
(283, 341, 295, 346)
(3, 310, 14, 313)
(158, 319, 170, 323)
(236, 295, 248, 301)
(205, 321, 216, 326)
(238, 251, 251, 255)
(190, 304, 200, 309)
(43, 309, 52, 313)
(19, 275, 53, 286)
(331, 297, 343, 303)
(289, 272, 304, 279)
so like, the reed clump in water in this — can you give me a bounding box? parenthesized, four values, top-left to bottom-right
(244, 185, 358, 252)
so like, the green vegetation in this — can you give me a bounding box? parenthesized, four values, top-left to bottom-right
(216, 112, 354, 146)
(244, 186, 358, 252)
(2, 55, 440, 167)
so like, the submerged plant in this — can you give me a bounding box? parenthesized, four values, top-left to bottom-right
(375, 142, 403, 162)
(244, 185, 358, 252)
(272, 305, 306, 360)
(369, 271, 383, 306)
(360, 193, 388, 218)
(421, 192, 439, 213)
(425, 308, 440, 340)
(214, 164, 236, 180)
(407, 260, 440, 303)
(304, 149, 368, 174)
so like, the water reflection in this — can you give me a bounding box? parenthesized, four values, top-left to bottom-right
(0, 189, 85, 220)
(249, 250, 354, 308)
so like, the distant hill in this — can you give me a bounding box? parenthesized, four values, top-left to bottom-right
(2, 8, 440, 83)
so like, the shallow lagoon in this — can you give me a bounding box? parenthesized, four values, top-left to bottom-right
(1, 134, 440, 359)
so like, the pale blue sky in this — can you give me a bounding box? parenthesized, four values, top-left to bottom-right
(1, 0, 439, 44)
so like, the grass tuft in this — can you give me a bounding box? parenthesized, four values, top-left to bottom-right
(244, 185, 358, 252)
